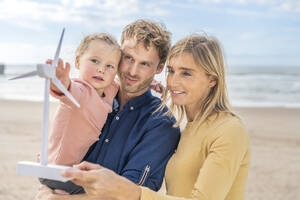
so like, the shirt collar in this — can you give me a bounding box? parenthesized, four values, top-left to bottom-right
(112, 98, 119, 112)
(114, 89, 153, 111)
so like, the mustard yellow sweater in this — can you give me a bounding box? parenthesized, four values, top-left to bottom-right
(141, 112, 250, 200)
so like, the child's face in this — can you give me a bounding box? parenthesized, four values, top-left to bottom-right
(76, 40, 121, 91)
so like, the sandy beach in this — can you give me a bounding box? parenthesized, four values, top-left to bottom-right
(0, 99, 299, 199)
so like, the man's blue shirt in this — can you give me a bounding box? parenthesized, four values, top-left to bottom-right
(84, 89, 180, 191)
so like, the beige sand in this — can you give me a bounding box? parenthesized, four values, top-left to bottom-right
(0, 100, 299, 199)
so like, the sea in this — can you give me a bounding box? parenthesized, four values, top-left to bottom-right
(1, 64, 300, 108)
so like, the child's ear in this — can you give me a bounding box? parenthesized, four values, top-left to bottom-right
(75, 56, 80, 69)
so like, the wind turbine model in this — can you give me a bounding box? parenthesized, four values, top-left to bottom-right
(10, 28, 79, 182)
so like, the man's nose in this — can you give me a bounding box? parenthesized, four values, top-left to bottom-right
(128, 63, 138, 76)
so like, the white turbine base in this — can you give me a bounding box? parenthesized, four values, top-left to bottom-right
(17, 161, 78, 182)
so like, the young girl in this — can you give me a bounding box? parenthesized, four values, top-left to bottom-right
(40, 33, 121, 194)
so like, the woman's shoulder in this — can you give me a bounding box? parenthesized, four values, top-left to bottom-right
(208, 112, 249, 142)
(200, 112, 250, 155)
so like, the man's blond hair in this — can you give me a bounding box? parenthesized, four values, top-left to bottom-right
(121, 19, 171, 65)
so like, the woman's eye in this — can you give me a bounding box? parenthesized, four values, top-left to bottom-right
(167, 68, 174, 74)
(183, 72, 191, 76)
(91, 59, 99, 64)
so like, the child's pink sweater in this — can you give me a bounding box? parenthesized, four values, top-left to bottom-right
(48, 78, 118, 166)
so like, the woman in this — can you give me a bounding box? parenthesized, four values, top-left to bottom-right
(38, 35, 250, 200)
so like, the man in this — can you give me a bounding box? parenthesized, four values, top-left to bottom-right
(37, 19, 180, 199)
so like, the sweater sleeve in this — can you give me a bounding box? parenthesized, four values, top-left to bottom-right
(141, 118, 250, 200)
(50, 79, 84, 107)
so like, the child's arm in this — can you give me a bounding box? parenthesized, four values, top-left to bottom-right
(46, 58, 71, 95)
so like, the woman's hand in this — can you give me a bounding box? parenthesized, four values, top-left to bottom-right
(35, 185, 69, 200)
(35, 184, 95, 200)
(73, 161, 102, 171)
(47, 58, 71, 95)
(62, 161, 141, 200)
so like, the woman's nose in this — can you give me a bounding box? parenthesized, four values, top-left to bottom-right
(167, 74, 178, 87)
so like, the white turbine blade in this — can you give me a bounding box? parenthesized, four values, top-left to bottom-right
(41, 78, 50, 166)
(9, 70, 38, 80)
(51, 28, 65, 68)
(52, 77, 80, 108)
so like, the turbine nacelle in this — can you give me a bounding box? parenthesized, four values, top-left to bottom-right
(37, 64, 55, 79)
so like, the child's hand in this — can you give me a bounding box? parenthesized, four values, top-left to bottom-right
(36, 153, 40, 163)
(150, 79, 165, 94)
(47, 58, 71, 95)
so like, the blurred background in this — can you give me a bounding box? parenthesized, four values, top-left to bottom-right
(0, 0, 300, 107)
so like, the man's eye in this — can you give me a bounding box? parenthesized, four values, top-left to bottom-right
(124, 55, 134, 62)
(91, 59, 99, 64)
(141, 62, 149, 67)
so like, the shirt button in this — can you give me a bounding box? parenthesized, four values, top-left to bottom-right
(105, 139, 109, 143)
(116, 116, 119, 120)
(130, 106, 134, 110)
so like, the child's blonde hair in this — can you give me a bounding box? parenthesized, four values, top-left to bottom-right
(76, 33, 120, 57)
(121, 19, 171, 65)
(161, 34, 236, 128)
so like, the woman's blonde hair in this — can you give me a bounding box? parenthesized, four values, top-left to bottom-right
(161, 34, 235, 128)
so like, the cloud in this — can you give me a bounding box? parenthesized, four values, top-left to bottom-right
(275, 0, 300, 12)
(184, 0, 300, 13)
(1, 0, 298, 33)
(0, 0, 171, 31)
(0, 0, 85, 30)
(0, 42, 76, 64)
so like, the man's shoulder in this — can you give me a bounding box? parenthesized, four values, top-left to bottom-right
(136, 96, 178, 133)
(140, 95, 173, 121)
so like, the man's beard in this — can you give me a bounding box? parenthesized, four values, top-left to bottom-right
(119, 72, 154, 94)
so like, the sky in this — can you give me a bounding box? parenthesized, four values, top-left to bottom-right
(0, 0, 299, 67)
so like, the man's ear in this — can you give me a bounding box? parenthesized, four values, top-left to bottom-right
(75, 56, 80, 69)
(155, 63, 165, 74)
